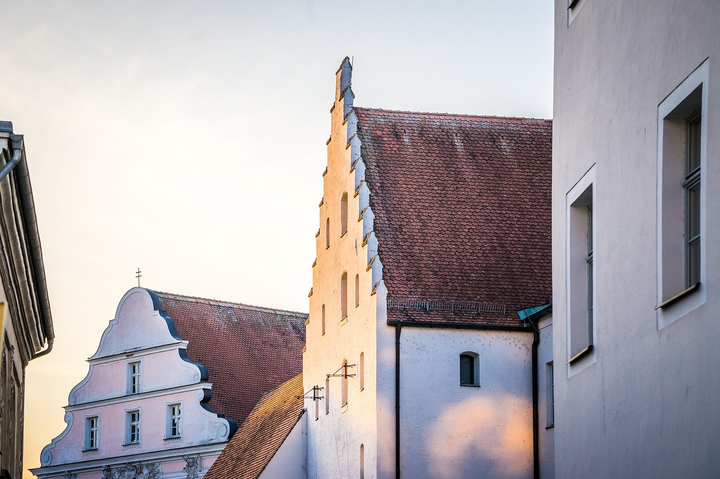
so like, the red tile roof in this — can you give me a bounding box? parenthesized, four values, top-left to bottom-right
(154, 292, 306, 427)
(205, 373, 304, 479)
(355, 108, 552, 328)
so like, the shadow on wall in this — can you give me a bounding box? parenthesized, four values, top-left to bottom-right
(423, 394, 532, 479)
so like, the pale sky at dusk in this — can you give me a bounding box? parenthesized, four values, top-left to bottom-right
(5, 1, 553, 475)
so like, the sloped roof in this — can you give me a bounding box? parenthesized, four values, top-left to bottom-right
(155, 292, 306, 426)
(205, 373, 304, 479)
(355, 108, 552, 328)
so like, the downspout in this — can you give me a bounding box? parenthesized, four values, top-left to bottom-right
(530, 319, 540, 479)
(2, 134, 55, 358)
(395, 323, 402, 479)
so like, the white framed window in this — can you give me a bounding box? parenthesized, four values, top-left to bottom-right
(127, 361, 141, 394)
(657, 60, 708, 328)
(125, 409, 141, 445)
(84, 415, 99, 451)
(546, 362, 554, 428)
(566, 165, 596, 369)
(459, 352, 479, 386)
(166, 403, 182, 439)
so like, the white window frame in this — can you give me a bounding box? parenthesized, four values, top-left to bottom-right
(656, 60, 708, 329)
(125, 409, 141, 445)
(83, 415, 99, 451)
(166, 402, 182, 439)
(566, 165, 596, 375)
(127, 360, 141, 395)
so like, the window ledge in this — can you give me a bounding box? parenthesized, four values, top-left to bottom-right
(341, 403, 348, 413)
(163, 436, 181, 441)
(656, 283, 700, 310)
(568, 344, 593, 364)
(460, 384, 480, 388)
(340, 232, 348, 239)
(545, 424, 554, 430)
(82, 447, 98, 453)
(340, 317, 348, 326)
(122, 442, 140, 448)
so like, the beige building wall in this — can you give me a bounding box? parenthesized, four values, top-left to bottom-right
(304, 59, 394, 479)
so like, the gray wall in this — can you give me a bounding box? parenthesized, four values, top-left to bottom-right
(553, 1, 720, 477)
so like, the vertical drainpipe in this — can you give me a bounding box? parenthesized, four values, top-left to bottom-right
(531, 321, 540, 479)
(395, 323, 402, 479)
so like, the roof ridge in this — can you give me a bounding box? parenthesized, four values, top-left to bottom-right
(153, 291, 308, 317)
(353, 106, 552, 123)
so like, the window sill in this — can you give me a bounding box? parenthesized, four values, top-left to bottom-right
(82, 447, 98, 453)
(545, 424, 554, 430)
(656, 282, 700, 310)
(341, 403, 348, 413)
(340, 232, 348, 239)
(340, 317, 348, 326)
(568, 344, 593, 364)
(122, 442, 140, 448)
(164, 436, 181, 441)
(460, 384, 480, 388)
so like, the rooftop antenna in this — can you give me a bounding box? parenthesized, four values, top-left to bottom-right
(135, 268, 142, 287)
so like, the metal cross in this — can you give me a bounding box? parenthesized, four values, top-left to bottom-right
(136, 268, 142, 287)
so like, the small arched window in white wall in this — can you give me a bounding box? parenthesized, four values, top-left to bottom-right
(341, 192, 348, 236)
(359, 352, 365, 391)
(341, 272, 348, 319)
(460, 352, 479, 386)
(355, 274, 360, 308)
(360, 444, 365, 479)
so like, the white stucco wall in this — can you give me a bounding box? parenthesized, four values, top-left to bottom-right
(304, 59, 385, 479)
(34, 288, 230, 478)
(553, 1, 720, 477)
(399, 327, 533, 479)
(259, 411, 307, 479)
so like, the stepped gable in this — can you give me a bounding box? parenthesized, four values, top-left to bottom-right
(155, 292, 306, 425)
(354, 108, 552, 327)
(206, 374, 304, 479)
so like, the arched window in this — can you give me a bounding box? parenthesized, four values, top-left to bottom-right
(321, 304, 326, 336)
(341, 359, 349, 406)
(460, 352, 479, 386)
(355, 274, 360, 307)
(359, 352, 365, 391)
(341, 192, 348, 236)
(326, 218, 330, 249)
(341, 272, 348, 319)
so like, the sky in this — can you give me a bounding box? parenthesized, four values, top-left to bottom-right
(4, 1, 553, 475)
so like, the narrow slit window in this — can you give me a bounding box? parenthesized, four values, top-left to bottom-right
(355, 274, 360, 307)
(326, 218, 330, 249)
(341, 360, 349, 406)
(341, 192, 348, 236)
(321, 304, 326, 335)
(546, 362, 555, 427)
(360, 444, 365, 479)
(359, 352, 365, 391)
(325, 377, 330, 415)
(341, 272, 348, 319)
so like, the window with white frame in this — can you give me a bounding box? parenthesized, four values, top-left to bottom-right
(84, 416, 99, 451)
(459, 352, 479, 386)
(166, 403, 182, 438)
(125, 410, 140, 445)
(657, 60, 708, 323)
(546, 362, 554, 427)
(567, 168, 595, 363)
(127, 361, 141, 394)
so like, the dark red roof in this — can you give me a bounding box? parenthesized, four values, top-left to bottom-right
(154, 292, 306, 426)
(355, 108, 552, 327)
(205, 373, 304, 479)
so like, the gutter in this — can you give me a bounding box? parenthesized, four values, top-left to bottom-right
(1, 132, 54, 358)
(395, 323, 401, 479)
